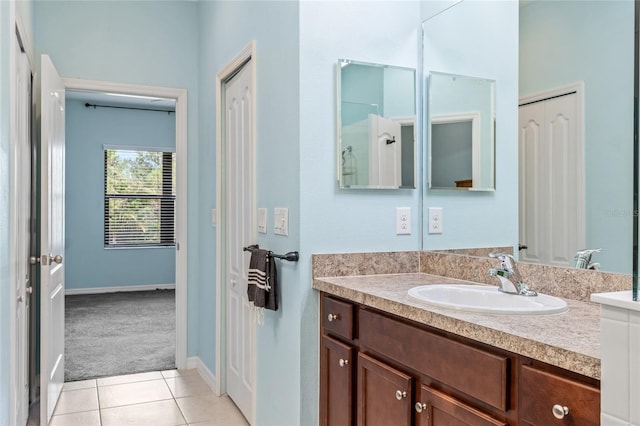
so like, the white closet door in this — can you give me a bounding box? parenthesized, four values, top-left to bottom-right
(225, 60, 255, 423)
(519, 93, 584, 267)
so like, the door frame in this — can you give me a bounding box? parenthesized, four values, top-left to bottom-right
(62, 78, 189, 368)
(214, 40, 257, 420)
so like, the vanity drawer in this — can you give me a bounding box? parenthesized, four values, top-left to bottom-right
(519, 365, 599, 425)
(321, 295, 354, 340)
(359, 309, 509, 411)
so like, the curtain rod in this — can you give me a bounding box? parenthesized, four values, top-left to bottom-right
(84, 102, 175, 114)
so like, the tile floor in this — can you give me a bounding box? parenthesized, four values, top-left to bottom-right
(33, 369, 248, 426)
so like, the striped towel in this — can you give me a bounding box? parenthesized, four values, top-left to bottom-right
(246, 245, 278, 312)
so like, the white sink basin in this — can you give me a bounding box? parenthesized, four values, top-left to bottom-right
(408, 284, 568, 315)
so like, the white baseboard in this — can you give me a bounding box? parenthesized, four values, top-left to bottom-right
(65, 283, 176, 295)
(187, 356, 219, 396)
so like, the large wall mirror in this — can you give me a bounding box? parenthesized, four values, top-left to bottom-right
(336, 59, 417, 189)
(428, 71, 495, 190)
(423, 0, 634, 275)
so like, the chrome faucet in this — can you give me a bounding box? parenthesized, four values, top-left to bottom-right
(488, 253, 537, 296)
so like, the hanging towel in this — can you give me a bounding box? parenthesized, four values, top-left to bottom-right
(247, 245, 278, 312)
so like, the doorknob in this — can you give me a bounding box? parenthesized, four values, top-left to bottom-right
(50, 254, 63, 264)
(29, 256, 40, 265)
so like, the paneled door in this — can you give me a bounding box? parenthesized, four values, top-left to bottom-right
(11, 33, 32, 426)
(225, 58, 256, 422)
(39, 54, 66, 425)
(369, 114, 401, 187)
(519, 92, 584, 267)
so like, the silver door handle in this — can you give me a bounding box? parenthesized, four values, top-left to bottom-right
(49, 254, 63, 264)
(26, 287, 32, 294)
(29, 256, 40, 265)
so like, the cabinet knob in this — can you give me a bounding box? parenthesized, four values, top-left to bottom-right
(395, 390, 407, 400)
(552, 404, 569, 419)
(339, 358, 349, 367)
(327, 313, 339, 322)
(415, 402, 427, 413)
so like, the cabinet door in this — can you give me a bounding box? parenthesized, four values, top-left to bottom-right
(320, 335, 354, 426)
(415, 385, 507, 426)
(519, 365, 599, 425)
(357, 352, 413, 426)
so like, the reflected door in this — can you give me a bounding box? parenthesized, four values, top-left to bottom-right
(519, 93, 584, 267)
(369, 115, 401, 188)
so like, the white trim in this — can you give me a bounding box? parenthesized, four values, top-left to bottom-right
(186, 356, 220, 396)
(215, 40, 257, 425)
(62, 77, 189, 370)
(65, 283, 176, 295)
(102, 144, 176, 153)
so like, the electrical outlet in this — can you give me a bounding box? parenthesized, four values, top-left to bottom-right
(396, 207, 411, 235)
(274, 208, 289, 236)
(257, 208, 267, 234)
(428, 207, 443, 234)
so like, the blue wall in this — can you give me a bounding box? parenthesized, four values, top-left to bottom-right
(65, 99, 175, 291)
(422, 0, 519, 251)
(34, 0, 200, 355)
(520, 0, 634, 274)
(197, 2, 302, 424)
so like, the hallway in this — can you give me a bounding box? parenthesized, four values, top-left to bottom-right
(28, 369, 247, 426)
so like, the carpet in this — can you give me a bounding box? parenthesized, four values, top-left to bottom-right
(65, 289, 175, 382)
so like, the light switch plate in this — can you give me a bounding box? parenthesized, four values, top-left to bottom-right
(428, 207, 443, 234)
(274, 208, 289, 236)
(257, 208, 267, 234)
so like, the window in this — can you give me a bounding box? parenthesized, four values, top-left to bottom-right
(104, 148, 176, 247)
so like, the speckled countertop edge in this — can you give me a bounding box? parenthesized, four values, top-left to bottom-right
(313, 273, 601, 379)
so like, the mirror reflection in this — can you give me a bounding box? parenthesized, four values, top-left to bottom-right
(337, 59, 416, 189)
(428, 71, 495, 190)
(518, 0, 633, 273)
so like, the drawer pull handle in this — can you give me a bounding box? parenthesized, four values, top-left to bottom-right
(339, 358, 349, 367)
(327, 313, 339, 322)
(552, 404, 569, 419)
(415, 402, 426, 413)
(395, 390, 407, 400)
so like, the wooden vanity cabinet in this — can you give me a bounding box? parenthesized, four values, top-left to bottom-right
(518, 363, 600, 425)
(319, 293, 600, 426)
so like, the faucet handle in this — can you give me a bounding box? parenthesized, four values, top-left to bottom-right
(489, 252, 516, 268)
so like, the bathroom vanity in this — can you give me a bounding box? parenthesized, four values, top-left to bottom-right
(315, 273, 601, 426)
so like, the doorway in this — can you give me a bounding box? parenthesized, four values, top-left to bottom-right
(215, 41, 257, 425)
(63, 89, 177, 381)
(24, 72, 190, 425)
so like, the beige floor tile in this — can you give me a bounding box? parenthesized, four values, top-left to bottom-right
(63, 379, 97, 391)
(175, 394, 227, 424)
(186, 396, 248, 426)
(165, 374, 213, 398)
(161, 368, 199, 379)
(53, 388, 99, 415)
(101, 399, 187, 426)
(49, 410, 101, 426)
(97, 371, 164, 387)
(98, 379, 173, 408)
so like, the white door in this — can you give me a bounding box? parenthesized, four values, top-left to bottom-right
(224, 60, 255, 422)
(40, 54, 66, 425)
(369, 114, 401, 187)
(519, 93, 584, 267)
(11, 34, 32, 426)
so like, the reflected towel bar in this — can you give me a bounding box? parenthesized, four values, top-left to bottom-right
(243, 246, 299, 262)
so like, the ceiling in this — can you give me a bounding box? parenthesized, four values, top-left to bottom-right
(66, 90, 176, 111)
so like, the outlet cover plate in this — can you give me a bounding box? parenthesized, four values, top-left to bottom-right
(257, 208, 267, 234)
(396, 207, 411, 235)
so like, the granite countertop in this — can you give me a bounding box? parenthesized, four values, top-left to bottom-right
(313, 272, 601, 379)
